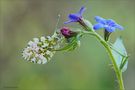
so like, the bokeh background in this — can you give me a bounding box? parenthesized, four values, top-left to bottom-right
(0, 0, 135, 90)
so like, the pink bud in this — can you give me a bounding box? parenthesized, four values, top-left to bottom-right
(60, 27, 76, 38)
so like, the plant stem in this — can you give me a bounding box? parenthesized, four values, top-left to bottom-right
(103, 40, 125, 90)
(83, 29, 125, 90)
(93, 31, 125, 90)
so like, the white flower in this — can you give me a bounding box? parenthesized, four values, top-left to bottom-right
(42, 43, 49, 48)
(46, 50, 54, 57)
(37, 59, 42, 64)
(22, 32, 62, 64)
(28, 41, 33, 46)
(31, 57, 36, 63)
(47, 36, 54, 41)
(33, 38, 39, 43)
(42, 57, 47, 64)
(46, 50, 51, 55)
(40, 36, 46, 42)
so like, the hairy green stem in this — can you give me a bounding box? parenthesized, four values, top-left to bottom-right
(82, 27, 125, 90)
(104, 46, 124, 90)
(93, 32, 125, 90)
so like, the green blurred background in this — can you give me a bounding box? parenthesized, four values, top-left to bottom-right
(0, 0, 135, 90)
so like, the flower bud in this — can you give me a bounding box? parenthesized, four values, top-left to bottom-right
(60, 27, 77, 38)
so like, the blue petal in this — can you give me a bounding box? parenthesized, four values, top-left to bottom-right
(93, 23, 104, 30)
(115, 24, 124, 30)
(105, 26, 116, 32)
(68, 14, 80, 21)
(78, 6, 86, 16)
(64, 20, 74, 24)
(106, 19, 116, 26)
(95, 16, 106, 24)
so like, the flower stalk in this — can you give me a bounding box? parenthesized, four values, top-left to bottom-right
(82, 21, 125, 90)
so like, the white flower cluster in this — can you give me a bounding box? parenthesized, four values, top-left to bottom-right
(22, 32, 61, 64)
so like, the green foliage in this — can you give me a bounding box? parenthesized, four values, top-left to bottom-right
(111, 37, 128, 72)
(55, 34, 81, 51)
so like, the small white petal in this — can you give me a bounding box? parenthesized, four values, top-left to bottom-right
(28, 41, 33, 46)
(33, 38, 39, 43)
(39, 54, 44, 60)
(42, 43, 49, 48)
(28, 52, 32, 56)
(22, 53, 27, 59)
(29, 42, 37, 48)
(31, 58, 36, 63)
(34, 47, 39, 52)
(37, 60, 42, 64)
(47, 36, 53, 41)
(46, 50, 51, 55)
(52, 32, 57, 38)
(50, 53, 54, 57)
(35, 54, 39, 57)
(40, 36, 46, 42)
(46, 50, 54, 57)
(42, 57, 47, 64)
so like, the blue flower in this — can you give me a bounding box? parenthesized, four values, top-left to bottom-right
(93, 16, 124, 32)
(64, 6, 86, 24)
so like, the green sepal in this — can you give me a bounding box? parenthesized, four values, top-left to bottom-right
(55, 33, 81, 51)
(83, 19, 94, 31)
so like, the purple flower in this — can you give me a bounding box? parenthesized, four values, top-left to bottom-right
(60, 27, 77, 38)
(64, 6, 86, 24)
(93, 16, 124, 32)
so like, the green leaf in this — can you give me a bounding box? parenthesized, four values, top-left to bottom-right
(111, 37, 128, 72)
